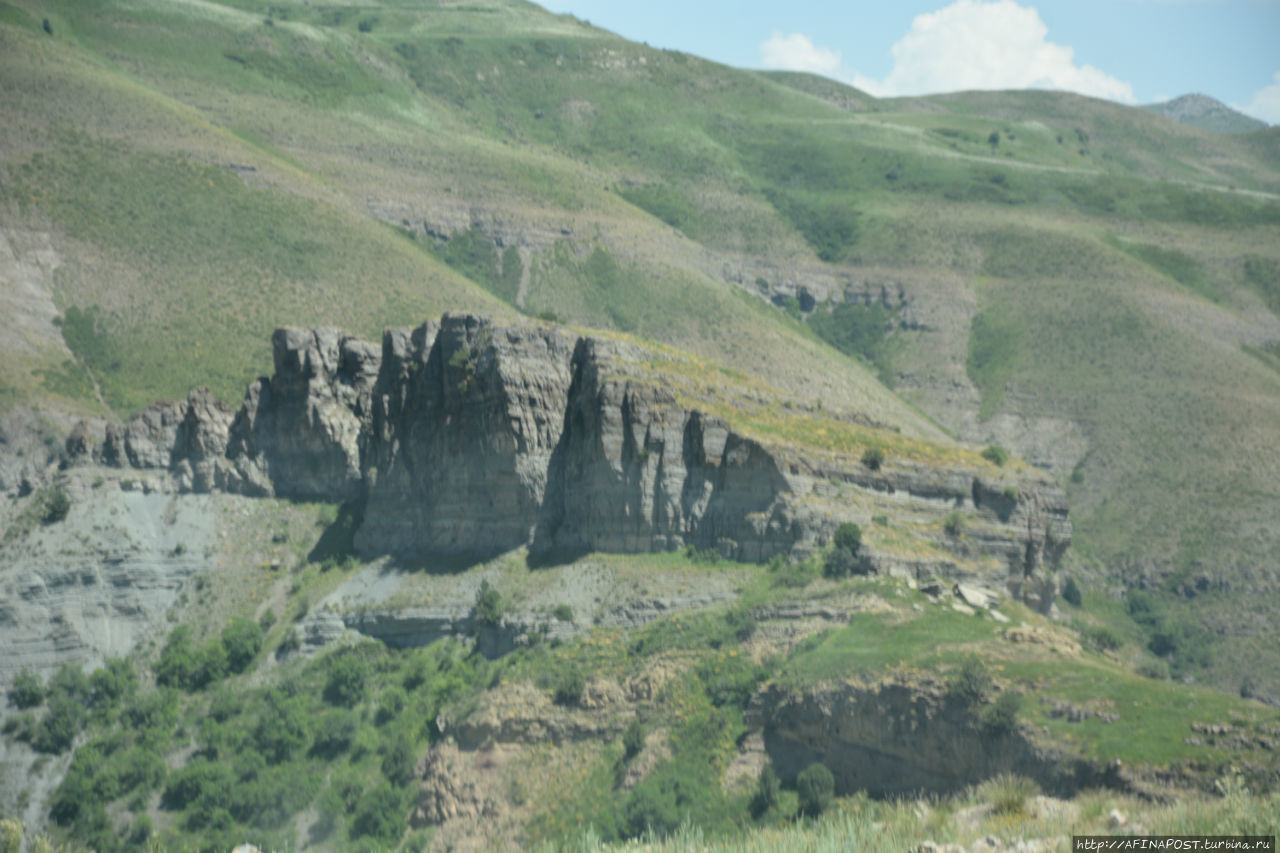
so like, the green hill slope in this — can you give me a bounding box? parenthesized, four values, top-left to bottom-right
(2, 0, 1280, 706)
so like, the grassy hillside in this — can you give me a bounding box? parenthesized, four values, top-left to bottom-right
(2, 0, 1280, 716)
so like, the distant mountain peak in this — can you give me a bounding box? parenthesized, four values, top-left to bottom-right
(1145, 93, 1268, 133)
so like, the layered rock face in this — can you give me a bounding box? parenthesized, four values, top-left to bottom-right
(533, 336, 796, 562)
(753, 677, 1119, 797)
(94, 313, 1071, 604)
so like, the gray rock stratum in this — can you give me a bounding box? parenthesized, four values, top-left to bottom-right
(82, 312, 1070, 604)
(84, 313, 1070, 607)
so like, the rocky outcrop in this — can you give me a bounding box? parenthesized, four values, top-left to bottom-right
(752, 676, 1120, 798)
(89, 314, 1072, 605)
(532, 337, 796, 562)
(356, 316, 576, 557)
(225, 328, 380, 501)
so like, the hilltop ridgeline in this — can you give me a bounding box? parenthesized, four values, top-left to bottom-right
(89, 314, 1070, 606)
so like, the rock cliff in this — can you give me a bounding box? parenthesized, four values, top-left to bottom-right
(752, 676, 1119, 798)
(90, 314, 1071, 606)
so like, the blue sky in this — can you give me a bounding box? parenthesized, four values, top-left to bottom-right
(537, 0, 1280, 124)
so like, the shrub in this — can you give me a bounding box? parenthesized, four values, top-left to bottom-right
(824, 522, 869, 578)
(221, 618, 263, 673)
(89, 657, 136, 712)
(1137, 659, 1170, 680)
(474, 579, 503, 628)
(1125, 589, 1161, 627)
(10, 669, 44, 709)
(861, 447, 885, 470)
(380, 729, 416, 786)
(154, 626, 198, 689)
(32, 693, 83, 753)
(375, 687, 407, 727)
(749, 765, 780, 818)
(797, 762, 834, 818)
(351, 783, 406, 842)
(622, 718, 645, 760)
(947, 659, 992, 706)
(254, 692, 310, 764)
(980, 691, 1021, 738)
(1061, 577, 1083, 607)
(553, 604, 575, 623)
(42, 487, 70, 524)
(623, 778, 679, 840)
(1083, 625, 1122, 652)
(981, 445, 1009, 466)
(982, 773, 1039, 816)
(553, 669, 585, 707)
(323, 654, 368, 708)
(276, 629, 301, 658)
(311, 710, 359, 758)
(832, 522, 862, 552)
(944, 511, 965, 537)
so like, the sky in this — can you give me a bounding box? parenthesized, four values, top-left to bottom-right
(537, 0, 1280, 125)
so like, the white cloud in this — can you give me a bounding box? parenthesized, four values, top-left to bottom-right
(1236, 71, 1280, 125)
(760, 0, 1135, 104)
(760, 32, 843, 77)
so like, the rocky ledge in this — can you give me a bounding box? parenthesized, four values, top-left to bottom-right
(80, 314, 1070, 608)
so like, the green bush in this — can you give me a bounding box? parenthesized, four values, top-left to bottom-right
(553, 603, 575, 623)
(323, 654, 368, 708)
(861, 447, 885, 470)
(9, 668, 44, 709)
(220, 618, 263, 673)
(622, 718, 645, 760)
(380, 729, 416, 786)
(1061, 577, 1083, 607)
(553, 669, 585, 707)
(253, 692, 310, 763)
(981, 445, 1009, 466)
(824, 522, 870, 578)
(42, 487, 71, 524)
(474, 579, 503, 628)
(796, 762, 834, 817)
(623, 777, 680, 839)
(311, 710, 359, 758)
(1137, 659, 1170, 680)
(832, 522, 861, 552)
(749, 765, 780, 818)
(980, 691, 1021, 738)
(947, 659, 992, 706)
(374, 687, 407, 726)
(944, 511, 965, 537)
(1083, 625, 1122, 652)
(351, 783, 406, 842)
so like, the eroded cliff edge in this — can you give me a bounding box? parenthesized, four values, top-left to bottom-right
(87, 313, 1071, 608)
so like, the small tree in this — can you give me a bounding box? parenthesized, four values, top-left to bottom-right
(943, 511, 964, 537)
(553, 669, 585, 707)
(324, 655, 368, 708)
(861, 447, 885, 471)
(981, 445, 1009, 466)
(42, 487, 70, 524)
(10, 668, 44, 709)
(1061, 577, 1083, 607)
(947, 658, 992, 706)
(221, 617, 263, 673)
(797, 762, 834, 818)
(622, 718, 645, 759)
(981, 691, 1022, 738)
(749, 765, 780, 818)
(824, 522, 870, 578)
(474, 580, 503, 627)
(988, 131, 1000, 153)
